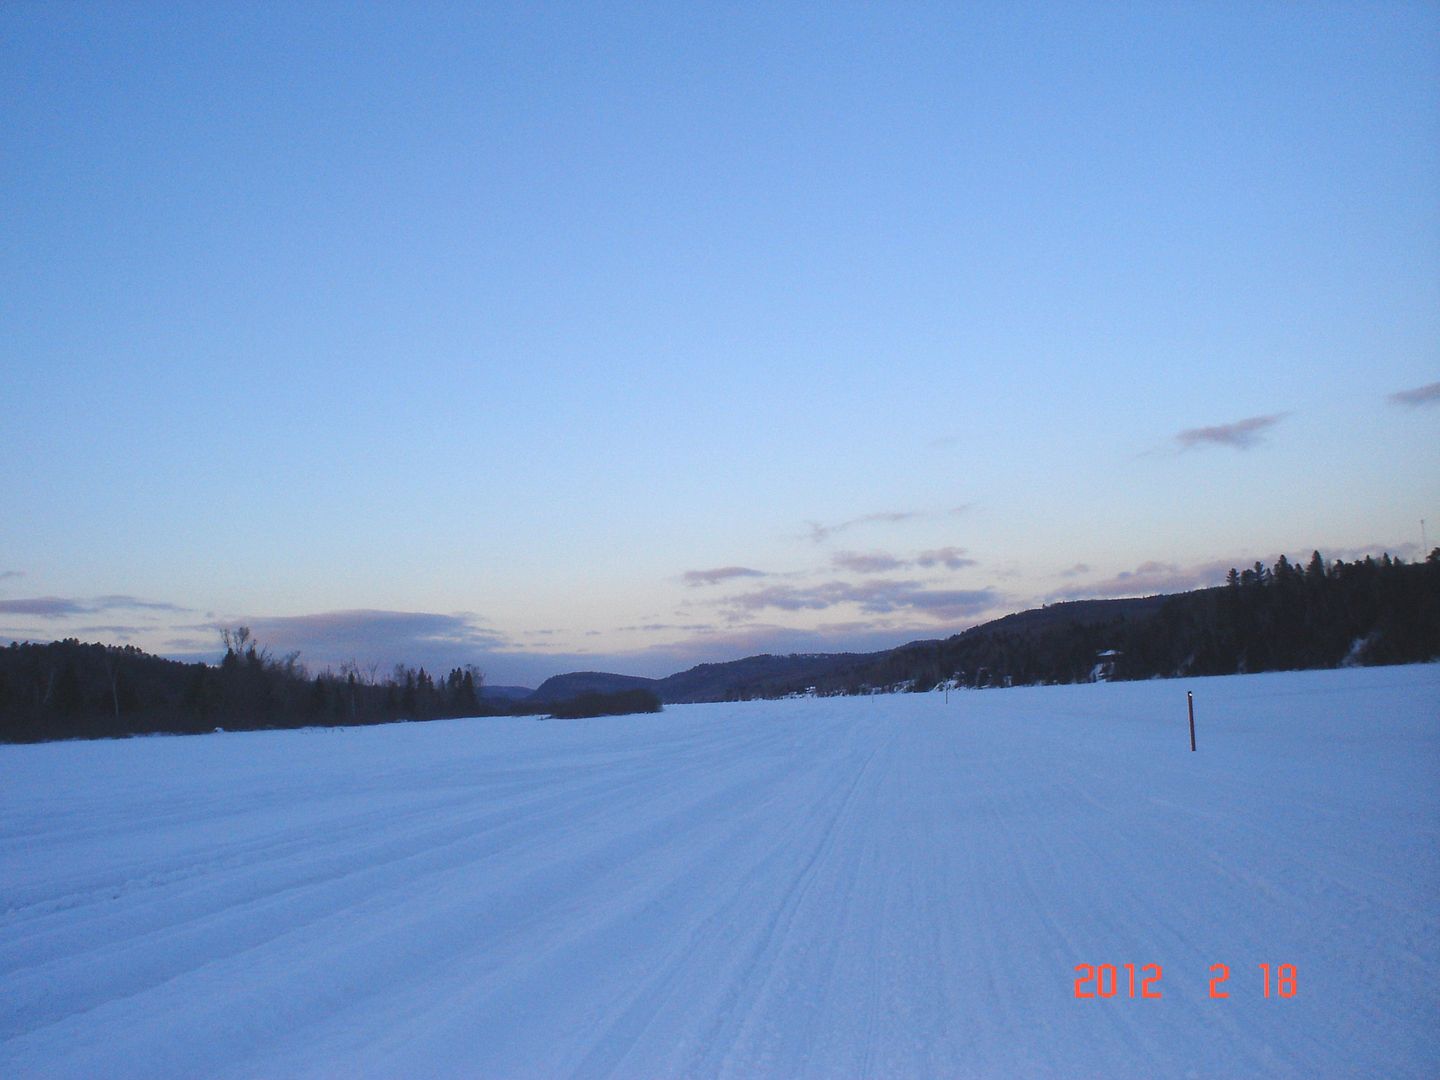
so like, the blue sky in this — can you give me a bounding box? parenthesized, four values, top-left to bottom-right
(3, 2, 1437, 687)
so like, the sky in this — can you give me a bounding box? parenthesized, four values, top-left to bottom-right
(3, 2, 1437, 688)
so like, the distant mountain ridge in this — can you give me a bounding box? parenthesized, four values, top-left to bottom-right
(528, 671, 657, 702)
(527, 553, 1439, 704)
(526, 596, 1179, 706)
(528, 651, 868, 706)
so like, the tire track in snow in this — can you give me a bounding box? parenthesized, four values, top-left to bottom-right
(2, 669, 1436, 1078)
(0, 717, 807, 1048)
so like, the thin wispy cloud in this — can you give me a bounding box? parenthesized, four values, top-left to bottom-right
(805, 505, 973, 544)
(832, 551, 909, 573)
(1049, 559, 1235, 601)
(1388, 381, 1440, 407)
(1176, 413, 1286, 451)
(806, 512, 922, 544)
(682, 566, 768, 587)
(0, 596, 187, 622)
(164, 636, 215, 651)
(915, 547, 976, 570)
(94, 595, 189, 613)
(718, 579, 1000, 622)
(0, 570, 23, 582)
(833, 547, 976, 573)
(721, 583, 851, 614)
(618, 622, 718, 634)
(1053, 546, 1423, 603)
(0, 597, 89, 618)
(0, 595, 186, 618)
(888, 587, 999, 618)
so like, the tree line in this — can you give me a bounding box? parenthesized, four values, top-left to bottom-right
(749, 549, 1440, 698)
(0, 627, 492, 743)
(0, 625, 664, 743)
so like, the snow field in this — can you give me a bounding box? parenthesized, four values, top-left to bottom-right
(2, 664, 1437, 1077)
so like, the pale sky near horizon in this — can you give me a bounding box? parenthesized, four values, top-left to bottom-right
(4, 2, 1437, 687)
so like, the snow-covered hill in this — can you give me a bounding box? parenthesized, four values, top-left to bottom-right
(3, 665, 1437, 1077)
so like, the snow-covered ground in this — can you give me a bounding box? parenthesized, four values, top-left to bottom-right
(2, 664, 1437, 1078)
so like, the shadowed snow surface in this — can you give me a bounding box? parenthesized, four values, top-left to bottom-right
(2, 665, 1438, 1077)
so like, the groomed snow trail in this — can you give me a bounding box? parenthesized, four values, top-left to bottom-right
(2, 665, 1437, 1077)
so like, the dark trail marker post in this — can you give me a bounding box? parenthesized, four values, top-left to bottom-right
(1187, 691, 1196, 752)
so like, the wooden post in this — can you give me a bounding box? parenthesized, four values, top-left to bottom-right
(1187, 691, 1196, 752)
